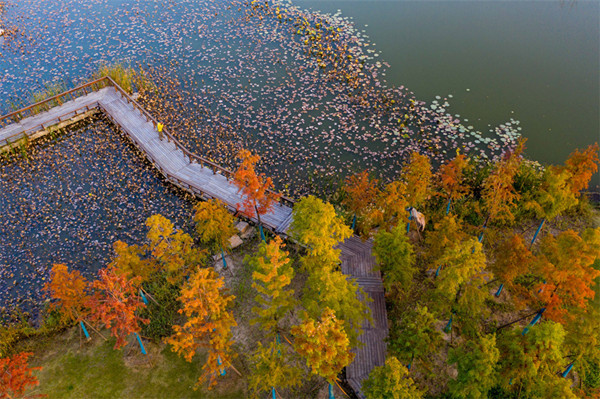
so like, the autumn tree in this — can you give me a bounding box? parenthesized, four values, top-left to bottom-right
(431, 238, 486, 312)
(388, 305, 441, 368)
(563, 142, 599, 195)
(247, 341, 302, 398)
(145, 214, 205, 283)
(87, 267, 148, 350)
(303, 269, 371, 347)
(437, 153, 471, 213)
(193, 199, 236, 253)
(362, 356, 423, 399)
(563, 305, 600, 389)
(0, 352, 41, 399)
(481, 139, 525, 225)
(402, 152, 432, 207)
(110, 240, 151, 282)
(248, 236, 296, 336)
(497, 322, 577, 398)
(44, 263, 90, 324)
(342, 170, 380, 234)
(532, 228, 600, 323)
(166, 267, 237, 388)
(430, 238, 489, 336)
(289, 195, 352, 267)
(373, 181, 409, 230)
(489, 234, 537, 309)
(423, 214, 467, 265)
(525, 166, 579, 222)
(448, 333, 500, 399)
(373, 225, 416, 291)
(232, 149, 280, 225)
(291, 308, 354, 385)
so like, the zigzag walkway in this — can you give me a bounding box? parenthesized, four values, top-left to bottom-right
(0, 85, 387, 398)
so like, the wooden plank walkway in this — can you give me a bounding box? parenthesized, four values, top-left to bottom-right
(0, 87, 387, 398)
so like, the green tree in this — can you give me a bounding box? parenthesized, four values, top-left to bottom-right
(497, 322, 576, 398)
(290, 195, 352, 265)
(388, 305, 441, 366)
(373, 225, 416, 291)
(362, 356, 423, 399)
(524, 166, 579, 221)
(303, 269, 371, 348)
(247, 341, 302, 398)
(448, 333, 499, 399)
(193, 199, 236, 253)
(431, 238, 486, 314)
(248, 236, 296, 336)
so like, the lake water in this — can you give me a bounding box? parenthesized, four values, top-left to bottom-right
(297, 0, 599, 187)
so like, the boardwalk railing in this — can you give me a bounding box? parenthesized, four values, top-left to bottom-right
(0, 76, 295, 208)
(0, 76, 111, 128)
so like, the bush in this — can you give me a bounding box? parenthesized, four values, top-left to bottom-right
(139, 273, 182, 341)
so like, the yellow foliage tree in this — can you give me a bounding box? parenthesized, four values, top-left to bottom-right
(291, 308, 354, 384)
(481, 140, 525, 225)
(289, 195, 352, 266)
(402, 152, 433, 207)
(249, 236, 296, 336)
(145, 214, 205, 283)
(193, 199, 237, 252)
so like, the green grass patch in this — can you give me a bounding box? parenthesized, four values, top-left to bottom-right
(25, 328, 245, 398)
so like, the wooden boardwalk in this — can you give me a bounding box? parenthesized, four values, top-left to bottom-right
(0, 84, 387, 398)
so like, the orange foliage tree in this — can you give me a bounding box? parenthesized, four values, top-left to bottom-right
(373, 181, 409, 230)
(438, 153, 471, 213)
(342, 170, 380, 233)
(44, 263, 90, 324)
(87, 267, 148, 349)
(563, 143, 599, 195)
(232, 149, 280, 225)
(533, 228, 600, 323)
(291, 308, 354, 385)
(166, 267, 237, 388)
(490, 235, 536, 309)
(0, 352, 41, 399)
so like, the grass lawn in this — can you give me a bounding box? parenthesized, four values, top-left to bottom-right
(21, 327, 245, 399)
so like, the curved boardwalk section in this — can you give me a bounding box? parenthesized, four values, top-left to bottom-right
(0, 84, 388, 398)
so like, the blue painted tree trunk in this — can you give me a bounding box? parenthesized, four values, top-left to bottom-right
(220, 244, 227, 269)
(435, 265, 441, 278)
(495, 284, 504, 297)
(134, 332, 147, 355)
(80, 321, 90, 339)
(139, 289, 148, 305)
(531, 219, 545, 246)
(446, 198, 452, 215)
(351, 214, 357, 231)
(406, 209, 412, 233)
(259, 225, 266, 242)
(443, 313, 453, 333)
(272, 387, 277, 399)
(329, 383, 335, 399)
(217, 355, 226, 376)
(522, 308, 546, 335)
(561, 362, 574, 378)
